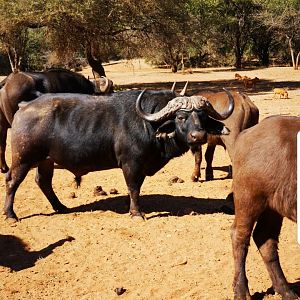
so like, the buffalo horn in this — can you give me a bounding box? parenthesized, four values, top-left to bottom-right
(204, 88, 234, 120)
(179, 81, 188, 96)
(171, 81, 176, 92)
(136, 90, 210, 123)
(100, 76, 109, 93)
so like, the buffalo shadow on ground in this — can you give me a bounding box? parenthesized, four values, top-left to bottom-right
(118, 79, 300, 97)
(20, 194, 234, 221)
(251, 282, 300, 300)
(0, 235, 74, 271)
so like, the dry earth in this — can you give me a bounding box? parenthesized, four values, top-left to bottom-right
(0, 61, 299, 300)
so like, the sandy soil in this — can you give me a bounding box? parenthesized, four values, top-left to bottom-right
(0, 62, 299, 300)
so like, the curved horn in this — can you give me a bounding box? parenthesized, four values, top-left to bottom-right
(171, 81, 176, 92)
(203, 88, 234, 120)
(136, 90, 209, 123)
(180, 81, 188, 96)
(100, 76, 109, 93)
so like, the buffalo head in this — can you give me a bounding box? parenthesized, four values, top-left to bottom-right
(136, 88, 234, 150)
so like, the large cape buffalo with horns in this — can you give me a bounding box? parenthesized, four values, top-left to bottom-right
(4, 89, 234, 221)
(0, 69, 113, 173)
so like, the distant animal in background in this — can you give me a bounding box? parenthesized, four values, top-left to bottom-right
(273, 88, 288, 99)
(234, 73, 259, 89)
(243, 76, 259, 89)
(234, 73, 243, 81)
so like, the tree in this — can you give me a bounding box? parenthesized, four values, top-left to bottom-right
(258, 0, 300, 69)
(214, 0, 263, 69)
(120, 0, 197, 73)
(0, 0, 127, 71)
(187, 0, 265, 69)
(0, 0, 202, 73)
(0, 1, 33, 71)
(0, 0, 297, 73)
(249, 20, 274, 67)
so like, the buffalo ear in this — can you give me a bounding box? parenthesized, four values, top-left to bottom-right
(206, 117, 230, 135)
(155, 120, 176, 139)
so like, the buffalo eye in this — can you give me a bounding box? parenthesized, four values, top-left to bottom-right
(176, 113, 188, 122)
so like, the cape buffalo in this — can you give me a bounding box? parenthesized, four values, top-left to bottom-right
(191, 90, 259, 181)
(4, 89, 234, 221)
(0, 69, 113, 173)
(231, 115, 299, 300)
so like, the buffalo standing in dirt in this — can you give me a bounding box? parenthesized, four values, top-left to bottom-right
(4, 89, 234, 221)
(230, 115, 299, 300)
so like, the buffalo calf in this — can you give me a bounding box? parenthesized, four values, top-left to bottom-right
(191, 90, 259, 181)
(231, 115, 299, 300)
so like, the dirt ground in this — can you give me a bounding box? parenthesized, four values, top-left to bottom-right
(0, 62, 299, 300)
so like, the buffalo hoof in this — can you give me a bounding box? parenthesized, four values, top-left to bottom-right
(205, 173, 214, 181)
(5, 213, 19, 224)
(131, 215, 146, 221)
(234, 285, 251, 300)
(130, 210, 146, 221)
(191, 175, 199, 182)
(6, 218, 18, 225)
(234, 292, 251, 300)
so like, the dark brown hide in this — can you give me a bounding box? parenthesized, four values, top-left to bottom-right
(4, 90, 232, 221)
(0, 69, 104, 173)
(231, 115, 298, 300)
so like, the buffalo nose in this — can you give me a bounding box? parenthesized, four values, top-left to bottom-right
(188, 131, 207, 144)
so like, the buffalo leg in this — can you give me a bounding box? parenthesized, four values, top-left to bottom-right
(0, 112, 9, 173)
(231, 217, 254, 300)
(127, 176, 145, 218)
(4, 164, 31, 221)
(35, 160, 67, 213)
(191, 146, 202, 182)
(205, 144, 216, 181)
(122, 164, 145, 218)
(253, 210, 298, 300)
(127, 189, 143, 218)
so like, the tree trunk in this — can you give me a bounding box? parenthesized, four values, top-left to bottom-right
(6, 47, 21, 73)
(295, 51, 300, 70)
(171, 63, 177, 73)
(260, 49, 269, 67)
(235, 42, 242, 70)
(181, 53, 185, 72)
(287, 36, 297, 70)
(85, 42, 106, 77)
(290, 48, 295, 69)
(234, 27, 243, 70)
(256, 44, 270, 67)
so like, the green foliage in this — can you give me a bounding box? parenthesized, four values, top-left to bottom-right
(24, 28, 47, 70)
(256, 0, 300, 68)
(0, 0, 298, 72)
